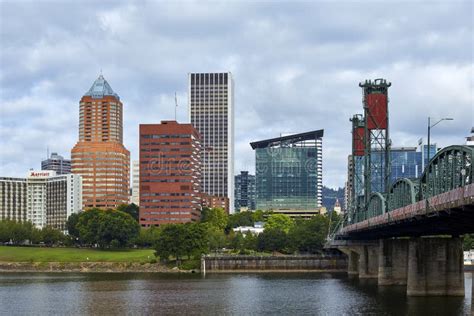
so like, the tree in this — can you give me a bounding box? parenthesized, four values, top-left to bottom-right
(201, 207, 228, 230)
(12, 221, 39, 244)
(154, 223, 209, 263)
(257, 228, 288, 253)
(96, 210, 140, 248)
(0, 220, 41, 245)
(229, 232, 245, 252)
(464, 234, 474, 250)
(75, 208, 139, 248)
(243, 232, 258, 252)
(66, 213, 80, 240)
(76, 208, 102, 245)
(155, 224, 187, 262)
(251, 210, 265, 222)
(0, 220, 13, 243)
(227, 211, 254, 228)
(287, 215, 328, 254)
(41, 226, 65, 246)
(117, 203, 139, 222)
(265, 214, 294, 233)
(208, 227, 227, 253)
(183, 223, 208, 258)
(135, 226, 161, 248)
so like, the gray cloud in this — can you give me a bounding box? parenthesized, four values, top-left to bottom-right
(0, 0, 472, 188)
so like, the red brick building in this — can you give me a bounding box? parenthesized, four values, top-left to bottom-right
(139, 121, 202, 227)
(202, 194, 230, 214)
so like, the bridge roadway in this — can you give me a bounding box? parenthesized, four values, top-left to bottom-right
(327, 184, 474, 297)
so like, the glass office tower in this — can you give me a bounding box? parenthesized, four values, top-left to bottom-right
(251, 130, 323, 211)
(368, 144, 437, 193)
(234, 171, 256, 211)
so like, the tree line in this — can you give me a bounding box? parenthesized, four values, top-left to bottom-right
(148, 208, 342, 263)
(0, 220, 67, 246)
(2, 204, 473, 260)
(0, 204, 140, 248)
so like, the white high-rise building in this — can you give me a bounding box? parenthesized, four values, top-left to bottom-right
(189, 72, 234, 213)
(131, 160, 139, 205)
(26, 170, 82, 231)
(0, 177, 27, 221)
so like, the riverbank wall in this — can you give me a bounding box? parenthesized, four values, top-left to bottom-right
(201, 255, 347, 273)
(0, 261, 192, 273)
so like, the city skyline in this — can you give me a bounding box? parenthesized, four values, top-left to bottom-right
(1, 1, 472, 189)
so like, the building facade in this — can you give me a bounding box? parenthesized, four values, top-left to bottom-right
(139, 121, 202, 226)
(251, 130, 323, 212)
(234, 171, 256, 212)
(202, 194, 229, 213)
(71, 75, 130, 209)
(0, 171, 82, 231)
(188, 72, 234, 213)
(26, 170, 82, 230)
(370, 145, 437, 193)
(41, 152, 71, 174)
(130, 160, 139, 205)
(0, 177, 27, 222)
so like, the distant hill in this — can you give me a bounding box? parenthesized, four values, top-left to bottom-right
(322, 186, 344, 210)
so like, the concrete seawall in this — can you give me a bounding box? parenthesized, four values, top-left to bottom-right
(0, 262, 192, 273)
(201, 255, 347, 273)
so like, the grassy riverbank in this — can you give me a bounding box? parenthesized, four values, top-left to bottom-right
(0, 246, 155, 263)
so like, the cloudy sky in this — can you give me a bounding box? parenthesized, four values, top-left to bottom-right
(0, 0, 472, 189)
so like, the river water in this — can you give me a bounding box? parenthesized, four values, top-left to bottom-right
(0, 272, 472, 315)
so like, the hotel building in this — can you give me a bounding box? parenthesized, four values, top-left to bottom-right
(188, 72, 234, 213)
(71, 75, 130, 209)
(0, 171, 82, 231)
(27, 170, 82, 230)
(139, 121, 202, 226)
(0, 177, 27, 222)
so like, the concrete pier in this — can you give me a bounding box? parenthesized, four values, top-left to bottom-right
(359, 245, 379, 278)
(378, 239, 408, 285)
(347, 250, 360, 277)
(407, 237, 464, 296)
(332, 236, 465, 296)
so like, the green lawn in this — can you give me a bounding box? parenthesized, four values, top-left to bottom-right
(0, 246, 155, 263)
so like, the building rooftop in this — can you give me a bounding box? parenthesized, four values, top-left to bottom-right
(250, 129, 324, 149)
(84, 75, 119, 100)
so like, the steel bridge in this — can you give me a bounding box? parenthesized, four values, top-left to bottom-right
(337, 145, 474, 239)
(327, 78, 473, 297)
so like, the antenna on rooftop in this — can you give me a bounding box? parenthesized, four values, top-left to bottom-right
(175, 92, 178, 121)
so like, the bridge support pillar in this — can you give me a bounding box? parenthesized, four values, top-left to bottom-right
(359, 245, 379, 278)
(378, 239, 408, 285)
(348, 250, 360, 277)
(407, 237, 464, 296)
(337, 247, 359, 277)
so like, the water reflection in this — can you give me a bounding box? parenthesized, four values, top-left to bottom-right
(0, 272, 471, 315)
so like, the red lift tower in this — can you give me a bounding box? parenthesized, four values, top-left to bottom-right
(349, 79, 391, 223)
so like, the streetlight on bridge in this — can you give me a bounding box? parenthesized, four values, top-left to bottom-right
(427, 117, 454, 162)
